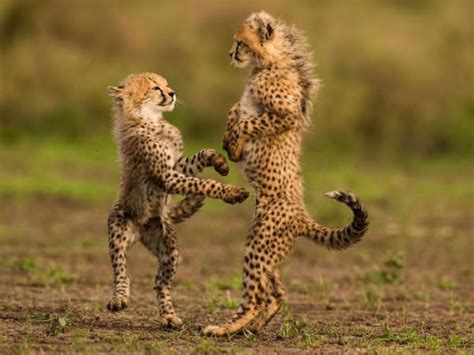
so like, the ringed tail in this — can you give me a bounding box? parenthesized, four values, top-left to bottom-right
(300, 191, 369, 250)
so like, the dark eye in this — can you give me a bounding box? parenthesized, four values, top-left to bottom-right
(153, 86, 161, 91)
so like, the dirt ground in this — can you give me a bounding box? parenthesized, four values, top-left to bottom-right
(1, 161, 473, 353)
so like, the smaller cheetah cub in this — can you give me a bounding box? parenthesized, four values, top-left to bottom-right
(106, 72, 249, 328)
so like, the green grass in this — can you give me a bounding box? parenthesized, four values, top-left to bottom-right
(374, 326, 467, 351)
(1, 257, 76, 287)
(0, 138, 472, 353)
(208, 272, 242, 292)
(0, 138, 117, 202)
(437, 278, 458, 291)
(222, 293, 239, 310)
(365, 251, 405, 285)
(0, 138, 246, 209)
(2, 0, 474, 158)
(276, 317, 316, 347)
(1, 137, 472, 214)
(362, 285, 383, 311)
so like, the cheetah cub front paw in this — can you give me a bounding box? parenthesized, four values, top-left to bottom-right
(107, 295, 129, 312)
(209, 151, 230, 176)
(223, 186, 249, 204)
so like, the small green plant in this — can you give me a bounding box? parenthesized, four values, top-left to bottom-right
(222, 291, 239, 309)
(377, 326, 443, 351)
(243, 328, 257, 341)
(363, 285, 383, 311)
(44, 313, 71, 336)
(438, 278, 458, 291)
(448, 334, 465, 347)
(6, 257, 75, 287)
(366, 251, 405, 285)
(277, 317, 315, 347)
(425, 334, 442, 351)
(175, 280, 196, 292)
(36, 265, 76, 286)
(194, 338, 221, 354)
(290, 280, 309, 295)
(207, 294, 219, 314)
(377, 326, 418, 345)
(11, 257, 38, 272)
(209, 272, 241, 291)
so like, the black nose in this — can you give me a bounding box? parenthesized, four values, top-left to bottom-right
(229, 52, 233, 58)
(169, 92, 175, 98)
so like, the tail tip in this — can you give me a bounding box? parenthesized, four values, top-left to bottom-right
(324, 191, 341, 199)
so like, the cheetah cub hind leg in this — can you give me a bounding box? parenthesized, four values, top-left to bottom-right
(107, 209, 140, 312)
(246, 271, 286, 333)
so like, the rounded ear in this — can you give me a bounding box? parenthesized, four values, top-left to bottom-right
(257, 19, 275, 42)
(264, 22, 274, 41)
(107, 85, 124, 98)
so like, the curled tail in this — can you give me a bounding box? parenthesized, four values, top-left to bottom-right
(169, 194, 205, 224)
(300, 191, 369, 250)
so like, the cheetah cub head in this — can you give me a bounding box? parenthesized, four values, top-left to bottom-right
(107, 72, 176, 120)
(229, 11, 282, 68)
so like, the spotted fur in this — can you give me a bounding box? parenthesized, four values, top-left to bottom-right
(106, 72, 249, 328)
(204, 12, 369, 336)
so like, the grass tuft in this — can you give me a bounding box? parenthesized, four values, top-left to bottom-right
(2, 257, 76, 287)
(365, 251, 405, 285)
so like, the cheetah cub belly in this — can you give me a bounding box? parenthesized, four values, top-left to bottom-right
(204, 12, 369, 336)
(106, 72, 249, 328)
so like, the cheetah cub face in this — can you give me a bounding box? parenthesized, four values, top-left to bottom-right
(229, 11, 278, 68)
(107, 72, 176, 119)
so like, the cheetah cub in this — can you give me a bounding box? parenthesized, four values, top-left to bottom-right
(203, 12, 369, 336)
(107, 72, 248, 328)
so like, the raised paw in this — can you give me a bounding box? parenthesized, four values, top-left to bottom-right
(159, 314, 183, 329)
(223, 186, 249, 204)
(107, 295, 128, 312)
(227, 139, 244, 162)
(210, 152, 229, 176)
(223, 132, 245, 163)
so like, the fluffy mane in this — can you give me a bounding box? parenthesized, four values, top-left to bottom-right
(246, 11, 320, 124)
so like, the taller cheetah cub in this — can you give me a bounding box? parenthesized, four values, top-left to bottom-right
(204, 12, 368, 336)
(107, 72, 248, 328)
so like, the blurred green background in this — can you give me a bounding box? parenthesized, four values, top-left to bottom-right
(0, 2, 473, 352)
(1, 0, 473, 157)
(0, 0, 473, 212)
